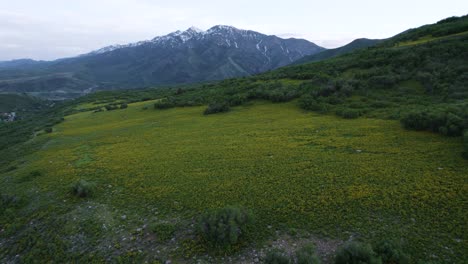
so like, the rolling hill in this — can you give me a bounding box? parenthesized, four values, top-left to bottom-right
(293, 38, 382, 64)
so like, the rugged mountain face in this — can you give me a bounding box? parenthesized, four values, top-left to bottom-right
(0, 25, 324, 99)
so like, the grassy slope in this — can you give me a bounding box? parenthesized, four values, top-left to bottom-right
(2, 100, 466, 262)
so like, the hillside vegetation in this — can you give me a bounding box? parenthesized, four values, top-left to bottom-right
(0, 15, 467, 263)
(1, 101, 467, 262)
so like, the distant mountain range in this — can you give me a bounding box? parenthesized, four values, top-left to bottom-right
(0, 25, 325, 99)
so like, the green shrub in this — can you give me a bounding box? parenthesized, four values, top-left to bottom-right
(197, 206, 253, 248)
(334, 242, 381, 264)
(401, 107, 467, 137)
(298, 96, 330, 113)
(120, 103, 128, 109)
(71, 180, 96, 198)
(104, 105, 119, 111)
(44, 127, 53, 133)
(296, 244, 321, 264)
(264, 249, 290, 264)
(268, 90, 299, 103)
(374, 240, 410, 264)
(154, 99, 175, 109)
(150, 223, 177, 242)
(336, 108, 361, 119)
(227, 94, 248, 106)
(204, 102, 230, 115)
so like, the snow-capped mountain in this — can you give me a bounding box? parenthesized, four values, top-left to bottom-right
(0, 25, 325, 98)
(87, 25, 323, 63)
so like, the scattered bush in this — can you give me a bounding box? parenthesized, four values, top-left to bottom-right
(150, 223, 177, 242)
(204, 102, 230, 115)
(197, 206, 253, 248)
(374, 240, 410, 264)
(227, 94, 248, 106)
(296, 244, 321, 264)
(154, 99, 176, 109)
(120, 103, 128, 109)
(71, 180, 96, 198)
(44, 127, 53, 133)
(336, 108, 362, 119)
(268, 90, 299, 103)
(334, 242, 381, 264)
(298, 96, 330, 113)
(264, 249, 290, 264)
(104, 105, 119, 111)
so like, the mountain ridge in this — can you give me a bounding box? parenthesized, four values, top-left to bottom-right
(0, 25, 325, 99)
(293, 38, 383, 65)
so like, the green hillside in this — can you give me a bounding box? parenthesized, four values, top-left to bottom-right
(1, 15, 467, 263)
(293, 38, 382, 64)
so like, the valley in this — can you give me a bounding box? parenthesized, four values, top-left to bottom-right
(1, 101, 466, 262)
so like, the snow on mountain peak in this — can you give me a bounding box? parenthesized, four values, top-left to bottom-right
(87, 25, 269, 56)
(188, 26, 204, 33)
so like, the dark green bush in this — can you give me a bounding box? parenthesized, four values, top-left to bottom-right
(44, 127, 53, 133)
(334, 242, 381, 264)
(296, 244, 321, 264)
(120, 103, 128, 109)
(401, 107, 467, 136)
(71, 180, 96, 198)
(197, 206, 253, 248)
(298, 96, 330, 113)
(154, 99, 175, 109)
(227, 94, 248, 106)
(204, 102, 230, 115)
(104, 105, 119, 111)
(264, 249, 290, 264)
(336, 108, 361, 119)
(268, 90, 299, 103)
(374, 240, 410, 264)
(150, 223, 177, 242)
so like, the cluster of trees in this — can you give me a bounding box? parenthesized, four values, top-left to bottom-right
(401, 105, 468, 136)
(401, 105, 468, 159)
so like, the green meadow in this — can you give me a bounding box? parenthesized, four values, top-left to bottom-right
(2, 100, 466, 262)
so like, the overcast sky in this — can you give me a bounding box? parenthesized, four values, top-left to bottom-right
(0, 0, 466, 61)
